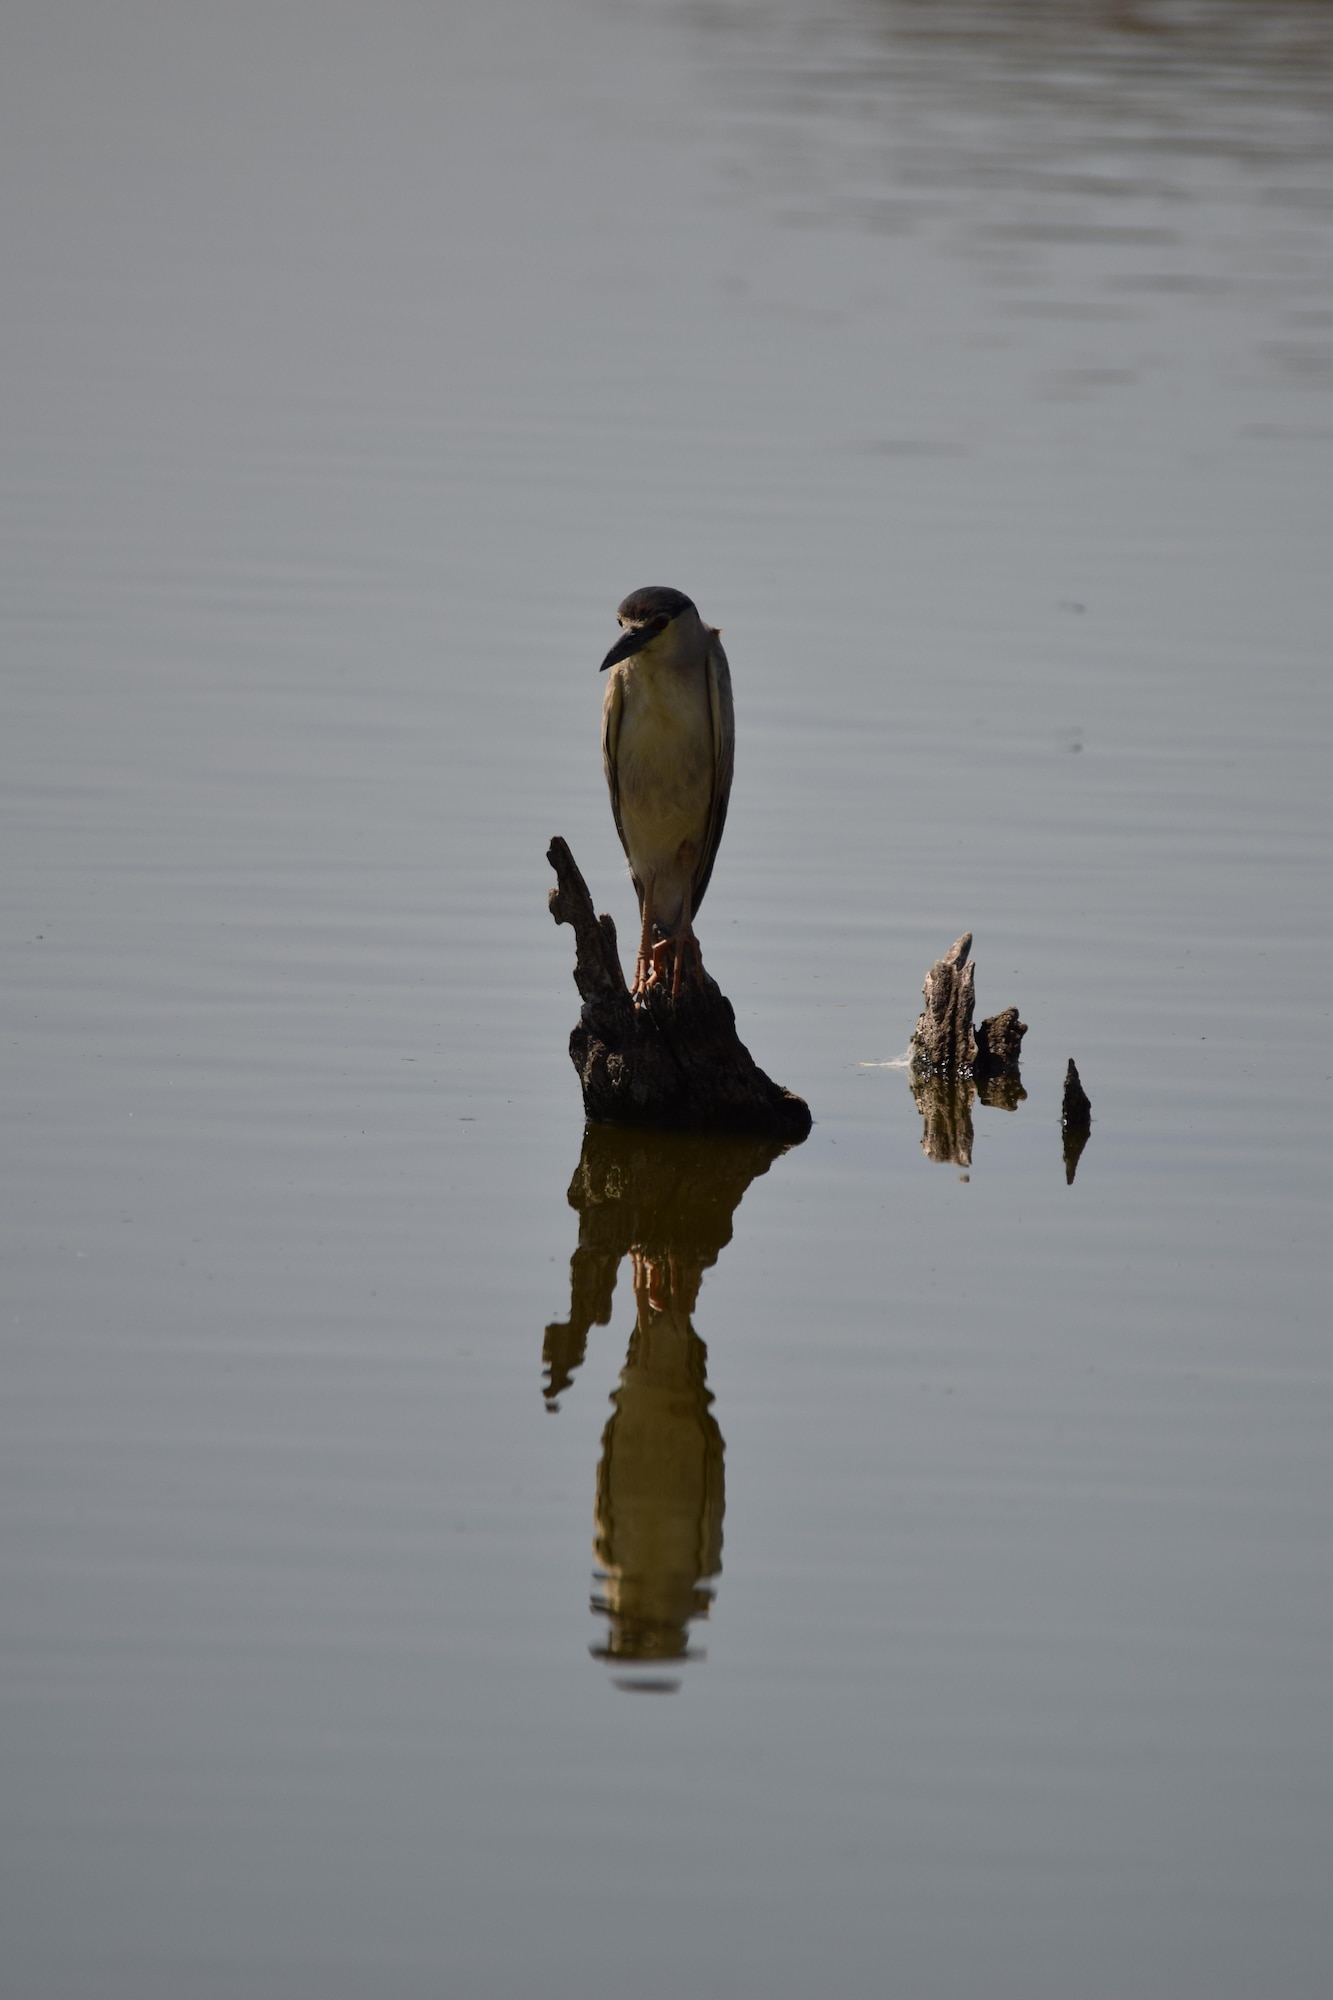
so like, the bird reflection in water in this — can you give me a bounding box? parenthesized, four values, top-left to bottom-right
(543, 1124, 794, 1692)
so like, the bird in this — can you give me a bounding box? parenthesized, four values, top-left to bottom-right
(599, 586, 735, 1001)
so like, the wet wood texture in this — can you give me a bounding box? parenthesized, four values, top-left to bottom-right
(909, 932, 1027, 1079)
(547, 837, 812, 1140)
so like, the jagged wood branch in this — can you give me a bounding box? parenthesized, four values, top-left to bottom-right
(547, 837, 812, 1140)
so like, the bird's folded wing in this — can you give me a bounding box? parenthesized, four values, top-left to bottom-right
(601, 669, 642, 909)
(601, 672, 624, 836)
(692, 632, 735, 914)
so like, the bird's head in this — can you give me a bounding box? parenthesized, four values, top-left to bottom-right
(599, 586, 697, 671)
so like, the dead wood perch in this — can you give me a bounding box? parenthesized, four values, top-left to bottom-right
(548, 836, 812, 1140)
(909, 933, 1026, 1079)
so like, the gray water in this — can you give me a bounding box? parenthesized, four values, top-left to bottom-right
(2, 3, 1329, 1996)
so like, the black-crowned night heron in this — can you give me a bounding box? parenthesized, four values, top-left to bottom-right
(599, 586, 735, 1000)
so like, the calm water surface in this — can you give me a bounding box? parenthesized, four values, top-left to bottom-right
(2, 3, 1329, 1996)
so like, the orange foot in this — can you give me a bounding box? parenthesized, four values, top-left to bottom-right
(647, 933, 704, 1000)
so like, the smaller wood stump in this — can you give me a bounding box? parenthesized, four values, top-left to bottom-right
(909, 933, 1027, 1079)
(548, 837, 812, 1141)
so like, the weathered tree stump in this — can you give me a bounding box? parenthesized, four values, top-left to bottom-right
(906, 933, 1028, 1166)
(905, 936, 1093, 1180)
(975, 1006, 1027, 1078)
(548, 837, 812, 1140)
(909, 933, 1027, 1079)
(1061, 1058, 1093, 1185)
(910, 933, 978, 1074)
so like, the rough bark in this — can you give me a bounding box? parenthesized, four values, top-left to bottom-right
(547, 837, 812, 1141)
(975, 1006, 1027, 1078)
(909, 933, 1027, 1079)
(909, 933, 978, 1074)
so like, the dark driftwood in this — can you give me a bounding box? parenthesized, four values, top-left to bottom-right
(548, 837, 812, 1140)
(1061, 1058, 1092, 1186)
(909, 933, 1027, 1079)
(975, 1006, 1027, 1077)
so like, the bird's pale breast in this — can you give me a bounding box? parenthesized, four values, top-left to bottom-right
(609, 655, 713, 920)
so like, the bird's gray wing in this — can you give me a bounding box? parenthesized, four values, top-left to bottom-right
(691, 631, 735, 916)
(601, 667, 644, 910)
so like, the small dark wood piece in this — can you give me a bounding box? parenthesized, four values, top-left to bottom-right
(548, 837, 812, 1140)
(1061, 1057, 1092, 1185)
(1061, 1058, 1092, 1128)
(909, 933, 1026, 1078)
(975, 1006, 1027, 1079)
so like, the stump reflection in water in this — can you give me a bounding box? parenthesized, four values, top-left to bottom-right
(544, 1124, 796, 1689)
(909, 1068, 1028, 1169)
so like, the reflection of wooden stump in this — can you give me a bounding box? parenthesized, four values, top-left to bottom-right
(978, 1068, 1028, 1113)
(909, 1067, 1030, 1168)
(542, 1124, 787, 1408)
(910, 1070, 977, 1167)
(548, 836, 812, 1140)
(909, 933, 1026, 1079)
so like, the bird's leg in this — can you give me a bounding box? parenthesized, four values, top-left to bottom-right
(667, 849, 705, 1000)
(648, 931, 676, 992)
(633, 875, 657, 1001)
(668, 928, 704, 1000)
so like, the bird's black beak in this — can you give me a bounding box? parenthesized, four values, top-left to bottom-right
(599, 615, 667, 671)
